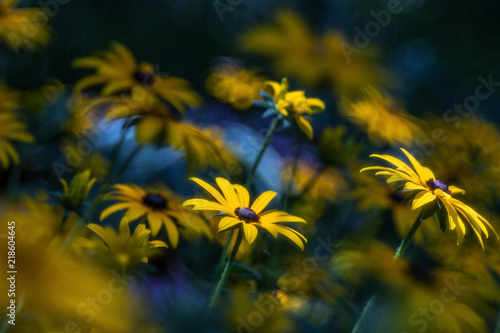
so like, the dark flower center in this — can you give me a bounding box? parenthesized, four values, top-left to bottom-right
(133, 70, 154, 87)
(142, 193, 167, 209)
(235, 207, 260, 223)
(426, 179, 451, 194)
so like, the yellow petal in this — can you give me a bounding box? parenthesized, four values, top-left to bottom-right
(233, 184, 250, 208)
(190, 177, 228, 207)
(216, 177, 239, 210)
(100, 203, 131, 220)
(242, 223, 258, 245)
(250, 191, 277, 214)
(296, 116, 313, 140)
(411, 191, 436, 210)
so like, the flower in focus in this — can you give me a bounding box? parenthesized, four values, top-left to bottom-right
(0, 110, 34, 168)
(60, 169, 96, 212)
(183, 177, 307, 249)
(100, 183, 212, 247)
(73, 42, 201, 111)
(341, 86, 424, 146)
(205, 60, 265, 110)
(361, 148, 498, 249)
(0, 0, 50, 51)
(86, 217, 167, 268)
(260, 78, 325, 140)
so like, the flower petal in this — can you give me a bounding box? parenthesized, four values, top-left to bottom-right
(250, 191, 277, 214)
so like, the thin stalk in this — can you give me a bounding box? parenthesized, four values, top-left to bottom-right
(208, 230, 243, 312)
(351, 213, 423, 333)
(245, 116, 280, 188)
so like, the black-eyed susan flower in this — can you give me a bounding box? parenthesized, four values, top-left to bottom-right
(100, 183, 212, 247)
(73, 42, 200, 112)
(341, 86, 424, 146)
(183, 177, 307, 249)
(0, 0, 50, 51)
(86, 217, 167, 267)
(258, 78, 325, 140)
(205, 61, 265, 110)
(60, 169, 96, 212)
(0, 110, 34, 168)
(361, 148, 498, 249)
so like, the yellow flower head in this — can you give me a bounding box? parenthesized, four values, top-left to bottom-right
(341, 86, 424, 146)
(183, 177, 307, 250)
(100, 183, 212, 247)
(86, 217, 167, 267)
(60, 169, 96, 212)
(361, 148, 498, 249)
(0, 110, 34, 168)
(0, 0, 50, 51)
(205, 61, 265, 110)
(73, 42, 201, 112)
(262, 78, 325, 140)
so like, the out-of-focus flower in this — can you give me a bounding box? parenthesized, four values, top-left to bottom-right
(75, 151, 111, 180)
(361, 148, 498, 249)
(64, 95, 99, 136)
(282, 160, 347, 201)
(0, 0, 50, 51)
(100, 183, 212, 247)
(183, 177, 307, 249)
(319, 126, 362, 167)
(60, 169, 96, 212)
(341, 86, 424, 146)
(351, 172, 440, 244)
(205, 61, 265, 110)
(0, 82, 20, 112)
(240, 11, 381, 91)
(259, 78, 325, 140)
(332, 240, 490, 333)
(21, 79, 64, 114)
(0, 110, 34, 168)
(73, 42, 200, 112)
(86, 217, 167, 268)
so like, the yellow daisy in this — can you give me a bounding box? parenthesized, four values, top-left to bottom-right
(86, 217, 167, 267)
(183, 177, 307, 249)
(361, 148, 498, 249)
(205, 61, 265, 110)
(0, 0, 50, 51)
(73, 42, 200, 112)
(100, 183, 212, 247)
(263, 78, 325, 140)
(341, 86, 424, 146)
(0, 110, 34, 168)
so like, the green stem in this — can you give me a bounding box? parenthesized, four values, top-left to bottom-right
(208, 230, 243, 312)
(351, 213, 423, 333)
(245, 116, 280, 189)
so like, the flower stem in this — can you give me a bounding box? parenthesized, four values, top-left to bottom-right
(351, 213, 423, 333)
(208, 230, 243, 313)
(244, 116, 280, 189)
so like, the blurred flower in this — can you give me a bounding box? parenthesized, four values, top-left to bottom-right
(184, 177, 307, 249)
(260, 78, 325, 140)
(282, 160, 347, 201)
(75, 151, 111, 180)
(86, 217, 167, 268)
(341, 86, 424, 146)
(361, 148, 498, 249)
(60, 169, 96, 212)
(351, 172, 439, 244)
(100, 183, 212, 247)
(0, 82, 20, 112)
(0, 110, 34, 168)
(319, 126, 362, 167)
(332, 240, 490, 333)
(240, 11, 381, 91)
(0, 0, 50, 51)
(21, 78, 64, 114)
(64, 95, 99, 136)
(73, 42, 201, 112)
(205, 60, 265, 110)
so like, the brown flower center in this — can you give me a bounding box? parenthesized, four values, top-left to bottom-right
(133, 70, 154, 87)
(142, 193, 167, 209)
(235, 207, 260, 223)
(426, 179, 451, 195)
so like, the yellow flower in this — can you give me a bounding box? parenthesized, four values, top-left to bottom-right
(183, 177, 307, 249)
(361, 148, 498, 249)
(60, 169, 96, 212)
(205, 61, 265, 110)
(64, 95, 98, 136)
(0, 81, 20, 112)
(100, 183, 212, 247)
(263, 78, 325, 140)
(73, 42, 200, 112)
(0, 110, 34, 168)
(341, 86, 424, 146)
(86, 217, 167, 267)
(0, 0, 50, 51)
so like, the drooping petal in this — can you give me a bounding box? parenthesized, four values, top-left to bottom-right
(242, 223, 258, 245)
